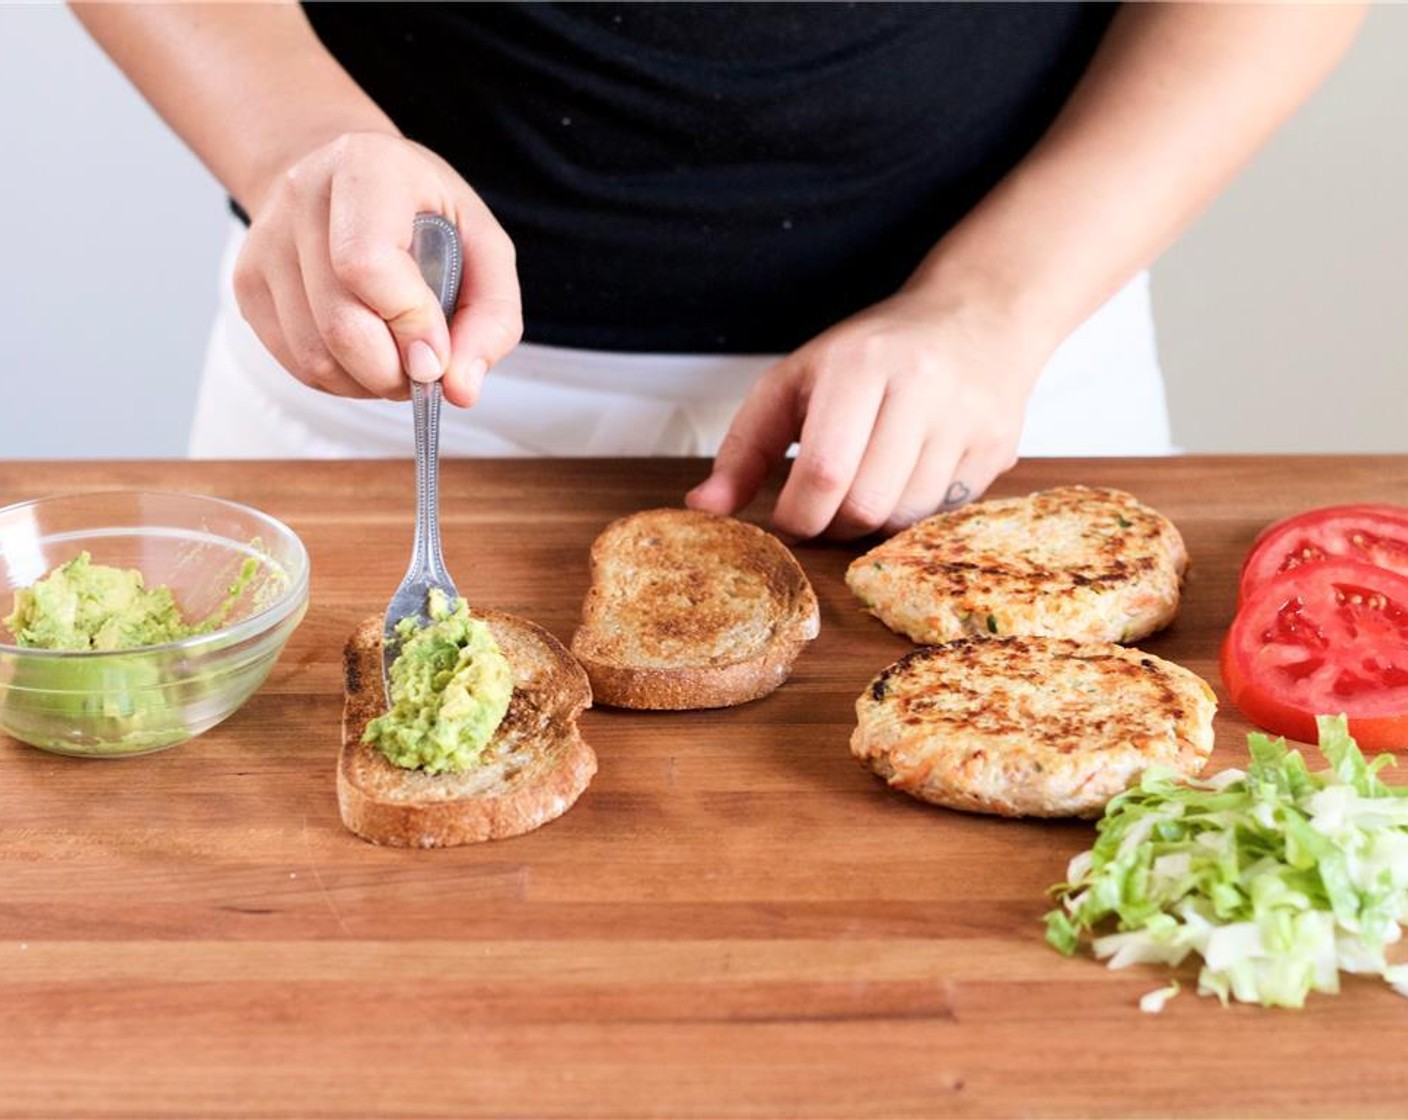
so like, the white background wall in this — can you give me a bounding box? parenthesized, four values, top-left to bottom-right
(1, 4, 1404, 459)
(1155, 6, 1407, 454)
(1, 4, 227, 458)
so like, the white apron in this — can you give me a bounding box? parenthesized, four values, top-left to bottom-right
(189, 219, 1172, 459)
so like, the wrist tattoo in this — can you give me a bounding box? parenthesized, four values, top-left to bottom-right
(942, 480, 971, 509)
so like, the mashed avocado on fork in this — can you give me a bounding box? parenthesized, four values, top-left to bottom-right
(364, 590, 513, 774)
(4, 551, 258, 651)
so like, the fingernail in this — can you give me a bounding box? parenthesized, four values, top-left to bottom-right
(406, 339, 442, 382)
(686, 478, 730, 512)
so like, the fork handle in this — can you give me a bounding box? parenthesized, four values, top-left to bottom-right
(411, 213, 463, 321)
(408, 214, 463, 589)
(410, 379, 449, 583)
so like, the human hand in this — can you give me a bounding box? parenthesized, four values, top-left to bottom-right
(233, 132, 521, 405)
(685, 292, 1044, 540)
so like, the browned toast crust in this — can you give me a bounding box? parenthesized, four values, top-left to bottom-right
(570, 508, 820, 709)
(576, 636, 812, 710)
(339, 613, 595, 847)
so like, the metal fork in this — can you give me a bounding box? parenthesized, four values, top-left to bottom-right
(381, 213, 464, 702)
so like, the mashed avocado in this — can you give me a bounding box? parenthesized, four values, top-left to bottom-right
(364, 590, 513, 774)
(1, 551, 265, 756)
(4, 551, 258, 651)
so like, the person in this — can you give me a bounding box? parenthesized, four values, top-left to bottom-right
(73, 2, 1363, 540)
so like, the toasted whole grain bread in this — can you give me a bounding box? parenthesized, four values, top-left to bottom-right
(339, 611, 595, 847)
(846, 486, 1188, 645)
(570, 508, 820, 709)
(851, 635, 1216, 819)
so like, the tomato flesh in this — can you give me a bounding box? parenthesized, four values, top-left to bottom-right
(1222, 559, 1408, 749)
(1239, 504, 1408, 603)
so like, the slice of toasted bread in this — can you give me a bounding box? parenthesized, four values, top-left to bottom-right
(570, 508, 820, 709)
(340, 611, 595, 847)
(851, 636, 1216, 819)
(846, 486, 1188, 645)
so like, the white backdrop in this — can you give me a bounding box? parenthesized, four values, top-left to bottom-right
(1, 4, 1404, 459)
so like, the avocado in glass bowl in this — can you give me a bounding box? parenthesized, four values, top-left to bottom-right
(0, 491, 309, 758)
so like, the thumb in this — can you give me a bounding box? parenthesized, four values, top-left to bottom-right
(398, 312, 452, 386)
(331, 236, 453, 385)
(388, 227, 455, 385)
(687, 363, 800, 515)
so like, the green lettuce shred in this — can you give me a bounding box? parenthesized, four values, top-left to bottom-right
(1138, 979, 1180, 1014)
(1045, 715, 1408, 1009)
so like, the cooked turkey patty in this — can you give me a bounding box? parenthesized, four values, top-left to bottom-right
(846, 486, 1187, 645)
(851, 636, 1216, 818)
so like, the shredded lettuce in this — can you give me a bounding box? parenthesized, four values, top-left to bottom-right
(1045, 715, 1408, 1008)
(1138, 980, 1180, 1014)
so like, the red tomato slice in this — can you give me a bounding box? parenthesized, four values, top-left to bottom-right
(1222, 558, 1408, 749)
(1239, 504, 1408, 603)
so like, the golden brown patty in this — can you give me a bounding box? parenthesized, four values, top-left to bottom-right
(851, 636, 1216, 819)
(845, 486, 1187, 645)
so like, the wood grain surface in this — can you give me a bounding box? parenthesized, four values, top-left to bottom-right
(2, 456, 1407, 1119)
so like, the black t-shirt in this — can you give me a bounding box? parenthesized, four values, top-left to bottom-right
(295, 1, 1114, 353)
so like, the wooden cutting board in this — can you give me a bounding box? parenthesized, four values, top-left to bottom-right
(2, 456, 1407, 1118)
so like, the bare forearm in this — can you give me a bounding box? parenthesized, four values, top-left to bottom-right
(909, 3, 1366, 359)
(70, 1, 397, 213)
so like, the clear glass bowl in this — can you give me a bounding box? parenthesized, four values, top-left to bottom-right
(0, 491, 309, 758)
